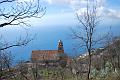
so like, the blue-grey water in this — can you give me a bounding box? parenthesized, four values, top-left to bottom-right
(0, 20, 120, 63)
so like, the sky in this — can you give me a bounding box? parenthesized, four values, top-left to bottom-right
(1, 0, 120, 27)
(16, 0, 120, 27)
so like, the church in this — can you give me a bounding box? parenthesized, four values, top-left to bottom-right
(31, 40, 69, 66)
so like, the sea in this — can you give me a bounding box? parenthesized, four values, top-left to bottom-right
(0, 20, 120, 64)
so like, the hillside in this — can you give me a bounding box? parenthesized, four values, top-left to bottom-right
(72, 38, 120, 80)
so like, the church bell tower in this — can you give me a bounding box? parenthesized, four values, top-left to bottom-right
(58, 40, 64, 53)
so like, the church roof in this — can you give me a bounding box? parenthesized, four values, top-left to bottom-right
(31, 50, 62, 61)
(32, 50, 59, 54)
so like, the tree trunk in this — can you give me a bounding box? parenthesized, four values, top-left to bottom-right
(87, 49, 92, 80)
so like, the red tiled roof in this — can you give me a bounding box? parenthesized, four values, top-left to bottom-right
(31, 50, 61, 61)
(32, 50, 58, 54)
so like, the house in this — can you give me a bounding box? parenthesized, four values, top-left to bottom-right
(31, 40, 69, 66)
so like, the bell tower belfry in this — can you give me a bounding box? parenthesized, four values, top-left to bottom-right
(58, 40, 64, 53)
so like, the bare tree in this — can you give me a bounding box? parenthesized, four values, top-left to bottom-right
(71, 0, 102, 80)
(0, 0, 45, 79)
(16, 61, 28, 80)
(0, 50, 14, 79)
(0, 0, 45, 50)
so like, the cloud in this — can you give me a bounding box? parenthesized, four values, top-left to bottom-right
(103, 8, 120, 19)
(45, 0, 120, 19)
(45, 0, 105, 13)
(47, 0, 52, 4)
(71, 0, 104, 16)
(17, 0, 34, 3)
(70, 0, 120, 19)
(45, 0, 87, 6)
(46, 0, 71, 5)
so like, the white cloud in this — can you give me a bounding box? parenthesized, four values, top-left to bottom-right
(43, 0, 120, 20)
(46, 0, 71, 5)
(72, 0, 104, 16)
(103, 8, 120, 19)
(17, 0, 33, 2)
(70, 0, 120, 19)
(47, 0, 52, 4)
(45, 0, 87, 7)
(45, 0, 120, 19)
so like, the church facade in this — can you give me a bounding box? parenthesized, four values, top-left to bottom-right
(31, 40, 69, 66)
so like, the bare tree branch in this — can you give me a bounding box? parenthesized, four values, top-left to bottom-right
(0, 0, 45, 51)
(0, 0, 46, 27)
(71, 0, 104, 80)
(0, 0, 15, 4)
